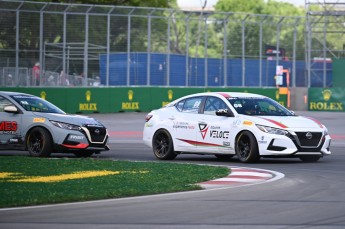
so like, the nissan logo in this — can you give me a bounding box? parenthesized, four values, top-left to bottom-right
(94, 129, 100, 135)
(306, 132, 313, 139)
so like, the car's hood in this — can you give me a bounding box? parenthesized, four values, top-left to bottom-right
(242, 115, 325, 130)
(33, 112, 104, 127)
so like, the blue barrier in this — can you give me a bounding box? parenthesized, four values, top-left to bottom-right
(99, 53, 332, 87)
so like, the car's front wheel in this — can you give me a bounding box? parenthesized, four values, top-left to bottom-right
(235, 131, 260, 163)
(152, 129, 177, 160)
(299, 155, 321, 162)
(26, 127, 53, 157)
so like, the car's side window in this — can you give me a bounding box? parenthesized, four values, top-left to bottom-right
(176, 99, 185, 111)
(0, 96, 13, 112)
(181, 97, 203, 113)
(203, 96, 228, 115)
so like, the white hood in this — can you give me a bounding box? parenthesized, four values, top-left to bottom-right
(245, 115, 325, 130)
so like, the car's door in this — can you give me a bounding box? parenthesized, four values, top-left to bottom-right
(0, 96, 23, 150)
(195, 96, 234, 153)
(172, 96, 204, 151)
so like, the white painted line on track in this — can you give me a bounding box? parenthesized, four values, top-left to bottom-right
(230, 171, 273, 177)
(199, 167, 284, 189)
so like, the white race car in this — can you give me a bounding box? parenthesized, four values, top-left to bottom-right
(143, 92, 331, 163)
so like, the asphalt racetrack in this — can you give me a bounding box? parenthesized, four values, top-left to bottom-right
(1, 111, 345, 229)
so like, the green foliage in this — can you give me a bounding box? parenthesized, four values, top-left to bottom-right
(215, 0, 303, 16)
(216, 0, 266, 14)
(263, 0, 304, 16)
(206, 0, 307, 59)
(0, 156, 229, 208)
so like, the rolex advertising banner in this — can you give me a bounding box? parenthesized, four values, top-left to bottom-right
(110, 87, 151, 112)
(308, 88, 345, 112)
(65, 88, 111, 113)
(0, 87, 288, 113)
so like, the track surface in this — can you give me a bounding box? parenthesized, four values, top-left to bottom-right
(1, 111, 345, 229)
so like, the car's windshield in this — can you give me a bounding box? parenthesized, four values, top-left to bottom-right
(227, 97, 294, 116)
(11, 95, 65, 114)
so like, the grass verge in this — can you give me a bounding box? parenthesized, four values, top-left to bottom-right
(0, 156, 229, 208)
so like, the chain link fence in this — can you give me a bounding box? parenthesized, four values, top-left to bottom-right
(0, 0, 338, 88)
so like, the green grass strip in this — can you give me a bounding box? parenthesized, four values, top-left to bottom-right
(0, 156, 229, 208)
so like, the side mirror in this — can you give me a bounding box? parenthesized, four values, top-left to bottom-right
(289, 110, 296, 116)
(215, 109, 234, 117)
(4, 105, 19, 114)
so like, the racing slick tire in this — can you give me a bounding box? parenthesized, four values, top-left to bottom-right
(235, 130, 260, 163)
(152, 129, 177, 160)
(26, 127, 53, 157)
(299, 155, 321, 162)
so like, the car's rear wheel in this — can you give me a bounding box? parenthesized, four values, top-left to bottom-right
(27, 127, 52, 157)
(299, 155, 321, 162)
(152, 129, 177, 160)
(235, 131, 260, 163)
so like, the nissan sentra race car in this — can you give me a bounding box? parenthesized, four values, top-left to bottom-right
(143, 92, 331, 163)
(0, 91, 109, 157)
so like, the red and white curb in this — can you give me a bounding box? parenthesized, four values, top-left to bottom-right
(199, 167, 284, 189)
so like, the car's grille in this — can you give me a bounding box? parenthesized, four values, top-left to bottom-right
(84, 125, 107, 143)
(295, 132, 322, 147)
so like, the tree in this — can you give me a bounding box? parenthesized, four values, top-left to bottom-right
(213, 0, 306, 60)
(0, 0, 175, 74)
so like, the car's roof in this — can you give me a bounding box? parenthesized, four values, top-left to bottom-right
(165, 91, 266, 107)
(182, 92, 265, 99)
(0, 91, 33, 96)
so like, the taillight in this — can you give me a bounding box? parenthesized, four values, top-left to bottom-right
(145, 114, 153, 122)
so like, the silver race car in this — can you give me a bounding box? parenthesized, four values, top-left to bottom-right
(0, 91, 109, 157)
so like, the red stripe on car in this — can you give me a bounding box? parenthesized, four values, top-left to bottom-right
(177, 139, 221, 147)
(217, 92, 231, 98)
(259, 117, 288, 128)
(62, 143, 89, 149)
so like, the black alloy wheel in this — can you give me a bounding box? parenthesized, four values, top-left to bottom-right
(235, 131, 260, 163)
(152, 129, 177, 160)
(27, 127, 52, 157)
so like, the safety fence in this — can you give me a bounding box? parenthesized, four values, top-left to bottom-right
(0, 0, 337, 88)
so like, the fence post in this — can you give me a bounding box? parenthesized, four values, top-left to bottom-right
(241, 17, 248, 86)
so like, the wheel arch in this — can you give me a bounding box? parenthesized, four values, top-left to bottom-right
(152, 127, 173, 144)
(24, 125, 54, 150)
(235, 129, 260, 163)
(152, 127, 177, 160)
(235, 129, 258, 148)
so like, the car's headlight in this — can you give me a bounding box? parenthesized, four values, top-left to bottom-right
(324, 129, 329, 136)
(50, 120, 81, 131)
(256, 124, 289, 136)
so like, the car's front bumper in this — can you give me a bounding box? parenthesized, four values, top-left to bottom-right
(257, 131, 331, 157)
(50, 126, 109, 153)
